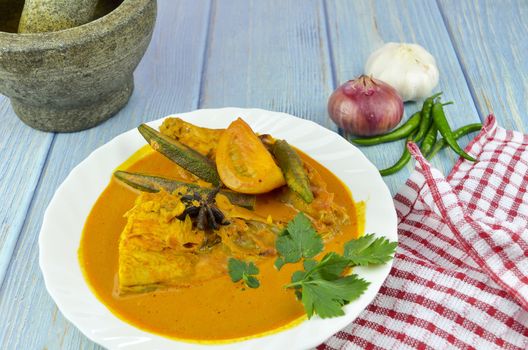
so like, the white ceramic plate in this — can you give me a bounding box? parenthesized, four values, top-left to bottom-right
(39, 108, 397, 350)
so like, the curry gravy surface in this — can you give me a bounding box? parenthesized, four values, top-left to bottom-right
(79, 149, 363, 342)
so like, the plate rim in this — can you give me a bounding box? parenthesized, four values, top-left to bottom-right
(39, 107, 397, 350)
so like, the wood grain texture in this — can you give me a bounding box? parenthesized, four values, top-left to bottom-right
(325, 0, 482, 194)
(438, 0, 528, 132)
(199, 0, 335, 129)
(0, 1, 211, 349)
(0, 99, 53, 286)
(1, 0, 524, 349)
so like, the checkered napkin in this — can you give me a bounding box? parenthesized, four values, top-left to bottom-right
(320, 115, 528, 350)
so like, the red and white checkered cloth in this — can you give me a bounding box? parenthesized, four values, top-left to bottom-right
(320, 115, 528, 350)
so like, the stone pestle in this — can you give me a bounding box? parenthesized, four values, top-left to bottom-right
(18, 0, 99, 33)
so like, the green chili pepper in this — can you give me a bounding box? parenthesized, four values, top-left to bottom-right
(414, 92, 443, 142)
(351, 112, 421, 146)
(419, 123, 438, 157)
(379, 131, 418, 176)
(426, 123, 482, 160)
(379, 101, 438, 177)
(431, 103, 477, 162)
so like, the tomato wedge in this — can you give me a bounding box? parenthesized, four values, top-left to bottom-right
(216, 118, 286, 194)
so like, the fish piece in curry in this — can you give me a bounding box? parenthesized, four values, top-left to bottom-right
(118, 188, 282, 294)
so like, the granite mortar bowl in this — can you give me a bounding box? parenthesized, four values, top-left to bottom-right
(0, 0, 156, 132)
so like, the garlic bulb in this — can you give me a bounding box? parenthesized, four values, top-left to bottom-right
(365, 42, 439, 102)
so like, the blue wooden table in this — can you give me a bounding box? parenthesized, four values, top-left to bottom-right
(0, 1, 526, 348)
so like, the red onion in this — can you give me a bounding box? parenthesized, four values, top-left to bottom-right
(328, 75, 404, 136)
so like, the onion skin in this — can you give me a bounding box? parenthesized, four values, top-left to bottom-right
(328, 75, 404, 136)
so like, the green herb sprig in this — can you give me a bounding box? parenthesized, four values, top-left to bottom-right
(274, 213, 324, 270)
(228, 258, 260, 289)
(344, 233, 398, 266)
(226, 212, 397, 319)
(277, 213, 397, 319)
(285, 253, 370, 318)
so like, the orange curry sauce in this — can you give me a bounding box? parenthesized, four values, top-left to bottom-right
(79, 149, 364, 343)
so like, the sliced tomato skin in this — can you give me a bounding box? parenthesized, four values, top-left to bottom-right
(216, 118, 285, 194)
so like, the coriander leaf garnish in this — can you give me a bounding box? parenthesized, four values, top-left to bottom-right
(344, 233, 398, 266)
(275, 237, 302, 265)
(228, 258, 260, 289)
(306, 252, 350, 280)
(274, 213, 323, 269)
(302, 259, 318, 272)
(287, 213, 324, 258)
(291, 270, 307, 283)
(286, 253, 370, 319)
(301, 276, 369, 319)
(227, 212, 397, 318)
(274, 257, 285, 270)
(275, 214, 396, 319)
(244, 275, 260, 289)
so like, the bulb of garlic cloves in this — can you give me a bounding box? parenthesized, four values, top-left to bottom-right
(365, 42, 439, 102)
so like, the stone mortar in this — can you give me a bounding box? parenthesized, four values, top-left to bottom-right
(0, 0, 157, 132)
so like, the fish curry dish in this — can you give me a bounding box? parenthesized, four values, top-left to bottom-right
(79, 117, 365, 342)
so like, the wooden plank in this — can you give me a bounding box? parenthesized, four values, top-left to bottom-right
(325, 0, 482, 194)
(0, 99, 53, 286)
(437, 0, 528, 132)
(0, 1, 211, 349)
(0, 1, 336, 347)
(199, 0, 334, 128)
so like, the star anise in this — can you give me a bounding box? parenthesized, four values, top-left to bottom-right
(177, 188, 230, 231)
